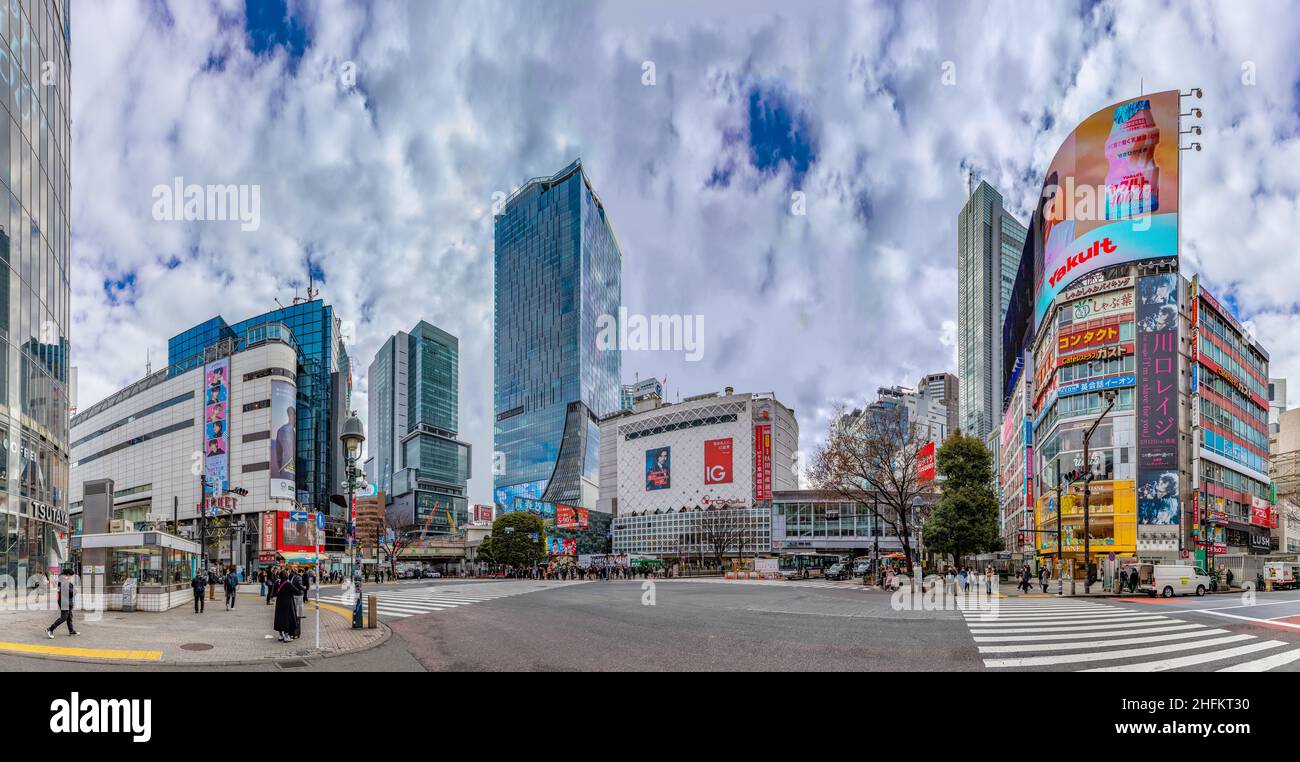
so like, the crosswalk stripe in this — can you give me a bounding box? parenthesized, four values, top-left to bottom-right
(969, 618, 1172, 635)
(1216, 648, 1300, 672)
(1083, 640, 1287, 672)
(978, 628, 1230, 654)
(972, 623, 1206, 642)
(984, 633, 1256, 668)
(963, 611, 1151, 621)
(967, 615, 1168, 627)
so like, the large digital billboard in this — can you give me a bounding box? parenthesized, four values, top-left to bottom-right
(203, 357, 230, 496)
(1032, 91, 1181, 332)
(269, 379, 296, 500)
(1136, 272, 1180, 526)
(494, 478, 548, 513)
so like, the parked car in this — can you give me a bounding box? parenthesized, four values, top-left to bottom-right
(824, 562, 851, 581)
(851, 560, 871, 577)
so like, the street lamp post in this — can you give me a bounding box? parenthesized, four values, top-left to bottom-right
(1082, 390, 1118, 594)
(872, 493, 880, 582)
(340, 412, 366, 629)
(911, 495, 924, 578)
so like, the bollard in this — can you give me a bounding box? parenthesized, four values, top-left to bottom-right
(1069, 579, 1077, 596)
(368, 594, 377, 629)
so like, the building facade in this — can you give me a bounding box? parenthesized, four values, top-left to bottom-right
(867, 378, 953, 444)
(606, 389, 798, 556)
(69, 323, 331, 570)
(771, 490, 904, 558)
(0, 0, 72, 582)
(957, 181, 1027, 442)
(493, 159, 622, 513)
(365, 320, 471, 535)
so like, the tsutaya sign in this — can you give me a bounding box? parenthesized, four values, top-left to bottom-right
(32, 502, 69, 526)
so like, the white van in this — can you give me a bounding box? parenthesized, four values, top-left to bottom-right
(1137, 563, 1212, 598)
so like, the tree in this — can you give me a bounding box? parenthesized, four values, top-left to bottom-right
(923, 432, 1003, 567)
(376, 512, 417, 579)
(478, 512, 546, 570)
(810, 404, 932, 573)
(696, 507, 748, 569)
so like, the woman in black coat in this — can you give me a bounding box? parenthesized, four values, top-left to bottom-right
(272, 571, 301, 642)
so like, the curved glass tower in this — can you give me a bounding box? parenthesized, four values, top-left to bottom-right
(0, 1, 72, 581)
(493, 160, 622, 512)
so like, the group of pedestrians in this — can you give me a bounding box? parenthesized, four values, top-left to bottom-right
(189, 566, 241, 613)
(256, 565, 314, 642)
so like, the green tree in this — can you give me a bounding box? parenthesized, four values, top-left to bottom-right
(923, 432, 1002, 566)
(479, 512, 546, 570)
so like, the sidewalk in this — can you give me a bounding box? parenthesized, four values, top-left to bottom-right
(0, 591, 387, 665)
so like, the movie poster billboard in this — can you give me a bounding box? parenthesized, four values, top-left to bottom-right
(494, 478, 548, 513)
(203, 357, 230, 495)
(754, 425, 773, 500)
(1032, 91, 1181, 331)
(645, 446, 671, 491)
(509, 496, 556, 525)
(1136, 272, 1180, 526)
(269, 380, 296, 500)
(704, 438, 733, 485)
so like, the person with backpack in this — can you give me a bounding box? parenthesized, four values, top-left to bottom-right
(191, 569, 208, 613)
(223, 567, 239, 610)
(46, 569, 79, 638)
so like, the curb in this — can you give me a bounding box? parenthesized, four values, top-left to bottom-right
(0, 599, 392, 668)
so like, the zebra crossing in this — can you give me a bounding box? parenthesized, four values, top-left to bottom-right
(316, 581, 581, 620)
(664, 576, 870, 590)
(959, 597, 1300, 672)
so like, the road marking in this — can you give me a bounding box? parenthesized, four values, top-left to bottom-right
(978, 628, 1229, 653)
(1188, 609, 1300, 631)
(1216, 648, 1300, 672)
(1083, 640, 1287, 672)
(966, 615, 1169, 628)
(0, 641, 163, 661)
(968, 618, 1172, 635)
(972, 623, 1206, 642)
(984, 634, 1256, 668)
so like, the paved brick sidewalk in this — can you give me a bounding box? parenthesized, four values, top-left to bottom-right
(0, 591, 386, 665)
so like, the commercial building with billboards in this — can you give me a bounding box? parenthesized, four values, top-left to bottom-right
(604, 388, 798, 559)
(69, 321, 338, 571)
(999, 91, 1275, 583)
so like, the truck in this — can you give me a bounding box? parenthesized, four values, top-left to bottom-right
(1263, 561, 1299, 590)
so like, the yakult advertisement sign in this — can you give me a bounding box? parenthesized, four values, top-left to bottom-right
(1032, 91, 1180, 331)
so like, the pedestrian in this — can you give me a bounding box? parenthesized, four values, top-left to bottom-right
(45, 568, 79, 638)
(1039, 565, 1049, 593)
(224, 566, 239, 610)
(290, 569, 304, 639)
(265, 565, 278, 605)
(1226, 568, 1235, 589)
(984, 565, 993, 595)
(272, 571, 301, 642)
(192, 568, 207, 613)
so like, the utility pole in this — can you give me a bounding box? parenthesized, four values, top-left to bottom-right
(1083, 390, 1118, 594)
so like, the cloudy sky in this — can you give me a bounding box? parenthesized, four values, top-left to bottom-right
(72, 0, 1300, 504)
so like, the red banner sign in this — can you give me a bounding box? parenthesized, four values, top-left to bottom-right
(1251, 496, 1271, 527)
(753, 425, 772, 500)
(917, 441, 936, 483)
(704, 438, 733, 485)
(261, 512, 276, 551)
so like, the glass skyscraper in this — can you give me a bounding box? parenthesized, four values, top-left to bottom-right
(167, 299, 350, 528)
(366, 320, 470, 534)
(0, 1, 72, 582)
(493, 160, 622, 512)
(957, 180, 1027, 443)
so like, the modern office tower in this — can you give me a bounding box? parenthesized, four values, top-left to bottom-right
(957, 180, 1027, 442)
(1268, 378, 1287, 434)
(493, 160, 622, 512)
(166, 300, 351, 524)
(917, 372, 959, 440)
(0, 1, 72, 581)
(366, 321, 471, 535)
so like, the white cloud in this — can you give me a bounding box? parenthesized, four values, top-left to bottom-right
(71, 0, 1300, 504)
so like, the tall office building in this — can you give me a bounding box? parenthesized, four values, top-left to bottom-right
(366, 320, 471, 534)
(166, 300, 351, 530)
(0, 1, 72, 581)
(493, 160, 622, 512)
(957, 180, 1027, 442)
(918, 372, 959, 441)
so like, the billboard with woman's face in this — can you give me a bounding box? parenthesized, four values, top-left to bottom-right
(269, 380, 297, 499)
(203, 357, 230, 494)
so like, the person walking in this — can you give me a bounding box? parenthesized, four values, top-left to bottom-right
(265, 565, 278, 605)
(984, 565, 994, 595)
(224, 567, 239, 610)
(290, 568, 305, 639)
(1225, 568, 1235, 590)
(191, 569, 208, 613)
(272, 571, 300, 642)
(1039, 565, 1049, 593)
(45, 568, 79, 638)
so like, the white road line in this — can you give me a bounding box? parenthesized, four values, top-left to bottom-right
(972, 623, 1206, 642)
(963, 611, 1144, 621)
(1082, 640, 1286, 672)
(978, 628, 1229, 653)
(1188, 609, 1300, 631)
(984, 634, 1256, 668)
(1216, 648, 1300, 672)
(967, 615, 1169, 627)
(968, 618, 1173, 635)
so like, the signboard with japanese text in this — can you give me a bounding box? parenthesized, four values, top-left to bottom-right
(753, 425, 773, 500)
(1057, 323, 1122, 354)
(1136, 272, 1180, 526)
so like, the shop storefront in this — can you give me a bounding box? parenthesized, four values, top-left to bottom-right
(73, 531, 200, 612)
(0, 503, 73, 585)
(1036, 479, 1137, 580)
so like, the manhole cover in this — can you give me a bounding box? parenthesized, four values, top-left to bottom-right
(179, 643, 214, 651)
(277, 659, 309, 669)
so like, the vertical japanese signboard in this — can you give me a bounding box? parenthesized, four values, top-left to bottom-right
(1136, 272, 1180, 526)
(753, 425, 772, 500)
(203, 357, 230, 496)
(917, 441, 936, 483)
